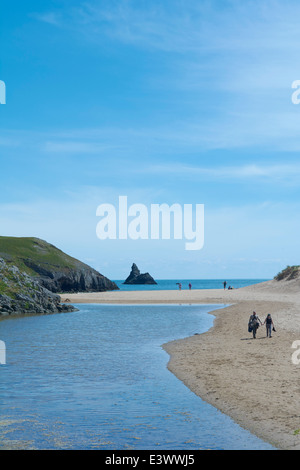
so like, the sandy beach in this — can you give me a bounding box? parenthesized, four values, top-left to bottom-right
(61, 281, 300, 450)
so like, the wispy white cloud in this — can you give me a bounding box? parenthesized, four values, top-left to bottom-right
(3, 105, 300, 164)
(43, 140, 115, 154)
(29, 0, 300, 153)
(31, 1, 300, 56)
(31, 11, 62, 26)
(141, 162, 300, 184)
(57, 0, 300, 56)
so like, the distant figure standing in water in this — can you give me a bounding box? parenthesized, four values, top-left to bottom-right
(189, 283, 192, 290)
(179, 283, 182, 291)
(223, 281, 227, 290)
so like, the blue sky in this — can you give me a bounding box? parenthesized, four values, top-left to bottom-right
(1, 0, 300, 280)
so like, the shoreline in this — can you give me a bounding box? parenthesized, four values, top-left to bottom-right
(62, 284, 300, 450)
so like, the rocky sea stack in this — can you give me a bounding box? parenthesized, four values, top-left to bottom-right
(124, 263, 157, 285)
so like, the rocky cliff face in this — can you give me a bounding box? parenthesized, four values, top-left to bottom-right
(24, 258, 119, 293)
(0, 236, 119, 294)
(0, 258, 76, 316)
(124, 263, 157, 285)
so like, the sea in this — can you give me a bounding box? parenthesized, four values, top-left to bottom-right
(0, 279, 276, 450)
(113, 278, 269, 291)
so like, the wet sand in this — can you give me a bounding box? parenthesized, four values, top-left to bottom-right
(61, 281, 300, 450)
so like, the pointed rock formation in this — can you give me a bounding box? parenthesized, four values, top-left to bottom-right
(123, 263, 157, 285)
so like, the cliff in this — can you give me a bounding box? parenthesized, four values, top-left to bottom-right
(0, 236, 119, 293)
(124, 263, 157, 285)
(0, 258, 76, 316)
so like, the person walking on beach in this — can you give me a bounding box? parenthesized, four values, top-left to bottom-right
(263, 314, 275, 338)
(223, 281, 227, 290)
(248, 311, 263, 339)
(189, 283, 192, 290)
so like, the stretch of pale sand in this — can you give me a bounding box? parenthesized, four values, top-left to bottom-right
(61, 282, 300, 450)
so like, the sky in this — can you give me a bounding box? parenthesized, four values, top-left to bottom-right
(1, 0, 300, 280)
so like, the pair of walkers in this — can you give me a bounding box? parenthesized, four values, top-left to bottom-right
(248, 311, 275, 339)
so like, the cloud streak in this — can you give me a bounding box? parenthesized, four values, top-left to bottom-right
(141, 162, 300, 184)
(41, 1, 300, 55)
(29, 0, 300, 154)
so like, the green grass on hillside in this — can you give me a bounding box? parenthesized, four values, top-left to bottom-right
(0, 236, 84, 277)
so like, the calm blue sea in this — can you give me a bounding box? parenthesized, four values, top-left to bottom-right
(114, 279, 269, 291)
(0, 302, 276, 450)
